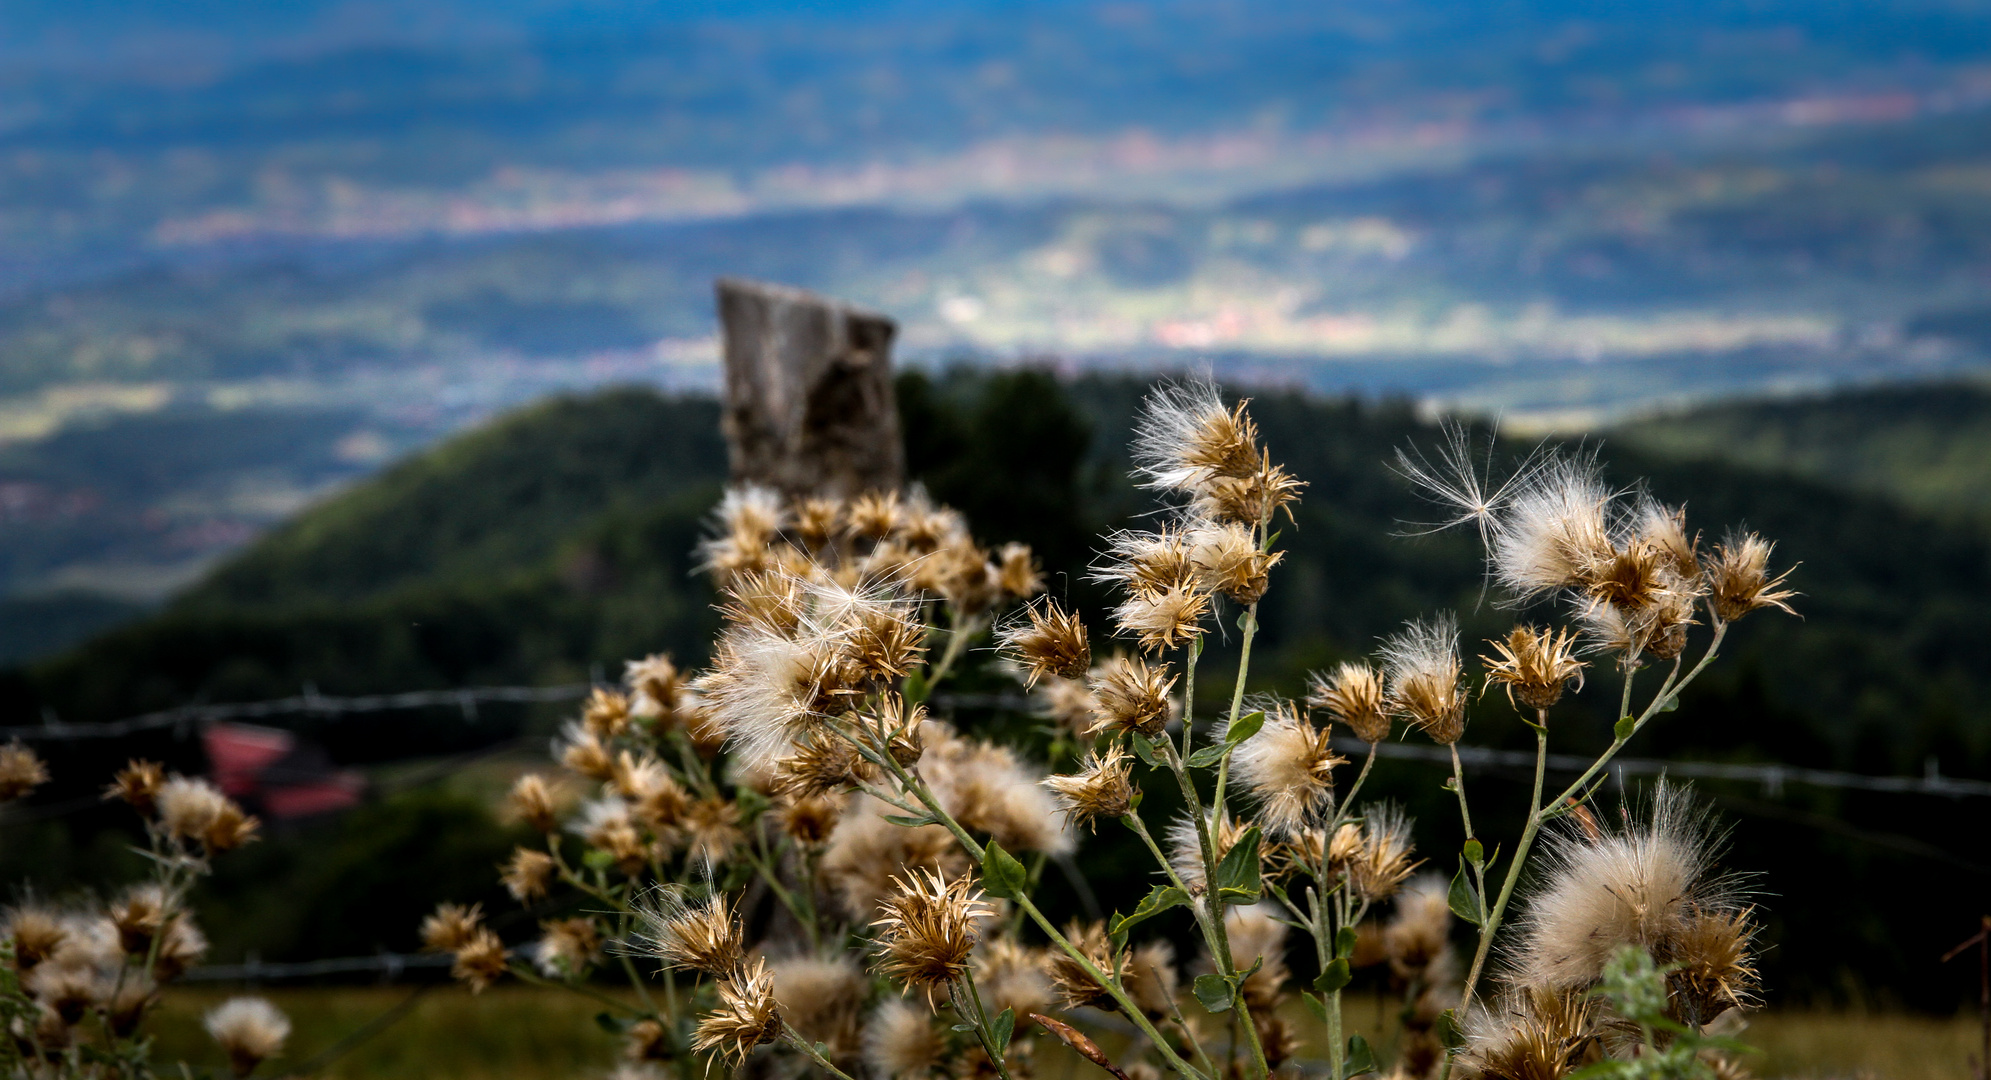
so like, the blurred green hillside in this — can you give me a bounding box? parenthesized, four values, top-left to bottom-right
(1615, 378, 1991, 526)
(4, 371, 1990, 1010)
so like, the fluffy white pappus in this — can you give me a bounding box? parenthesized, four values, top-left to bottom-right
(1392, 419, 1538, 544)
(770, 954, 867, 1049)
(820, 796, 966, 919)
(1165, 810, 1243, 888)
(156, 775, 229, 840)
(204, 996, 290, 1066)
(1230, 706, 1339, 838)
(923, 726, 1075, 857)
(568, 795, 636, 845)
(1378, 613, 1460, 686)
(1223, 903, 1288, 970)
(704, 626, 835, 770)
(1507, 781, 1739, 992)
(1129, 377, 1236, 492)
(863, 997, 946, 1079)
(1487, 449, 1620, 603)
(715, 486, 787, 543)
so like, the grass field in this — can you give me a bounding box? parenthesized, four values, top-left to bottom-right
(151, 986, 1984, 1080)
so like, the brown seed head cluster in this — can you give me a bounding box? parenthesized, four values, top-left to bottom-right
(153, 775, 260, 853)
(0, 741, 49, 802)
(1086, 655, 1176, 738)
(1706, 531, 1798, 624)
(1481, 625, 1587, 712)
(204, 996, 291, 1078)
(1046, 920, 1128, 1011)
(1307, 662, 1392, 744)
(693, 957, 784, 1067)
(501, 847, 557, 903)
(1381, 615, 1467, 745)
(632, 887, 745, 977)
(996, 599, 1092, 687)
(1042, 746, 1137, 832)
(1231, 704, 1345, 838)
(103, 759, 164, 814)
(870, 869, 991, 1000)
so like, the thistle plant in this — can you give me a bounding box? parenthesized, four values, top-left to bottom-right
(422, 382, 1789, 1080)
(0, 747, 290, 1078)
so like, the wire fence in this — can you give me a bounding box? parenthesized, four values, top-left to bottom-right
(181, 951, 452, 983)
(5, 683, 1988, 804)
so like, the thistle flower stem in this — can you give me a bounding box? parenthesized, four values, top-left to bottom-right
(925, 612, 982, 692)
(1455, 623, 1728, 1009)
(863, 738, 1212, 1080)
(1445, 743, 1489, 928)
(1122, 812, 1227, 962)
(1335, 744, 1380, 828)
(956, 968, 1018, 1080)
(1211, 601, 1262, 821)
(616, 908, 661, 1014)
(1181, 636, 1202, 763)
(746, 837, 816, 950)
(778, 1027, 860, 1080)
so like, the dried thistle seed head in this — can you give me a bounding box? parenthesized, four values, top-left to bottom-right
(152, 915, 208, 980)
(858, 693, 927, 767)
(535, 916, 603, 979)
(718, 569, 808, 636)
(1110, 581, 1211, 653)
(1637, 499, 1703, 585)
(1186, 519, 1281, 603)
(109, 885, 168, 956)
(625, 1017, 672, 1061)
(1509, 781, 1741, 994)
(615, 755, 690, 830)
(155, 776, 229, 843)
(501, 847, 557, 903)
(1705, 531, 1798, 623)
(451, 927, 509, 993)
(582, 688, 632, 739)
(930, 541, 1003, 614)
(1584, 541, 1673, 614)
(792, 497, 844, 549)
(1047, 919, 1128, 1010)
(1381, 614, 1468, 745)
(1482, 625, 1587, 712)
(1087, 655, 1177, 737)
(1307, 662, 1392, 744)
(1093, 528, 1195, 594)
(7, 907, 67, 970)
(870, 868, 992, 998)
(1642, 591, 1697, 661)
(1033, 675, 1100, 740)
(1490, 451, 1619, 603)
(202, 799, 260, 853)
(1123, 940, 1179, 1019)
(839, 601, 926, 685)
(847, 490, 905, 540)
(420, 902, 484, 953)
(1232, 704, 1344, 838)
(771, 734, 873, 799)
(1668, 906, 1760, 1020)
(1042, 746, 1137, 832)
(773, 792, 844, 846)
(631, 887, 744, 977)
(1192, 452, 1306, 526)
(508, 773, 563, 833)
(683, 796, 745, 866)
(1381, 875, 1454, 980)
(1131, 379, 1261, 493)
(1457, 986, 1595, 1080)
(997, 600, 1092, 687)
(863, 998, 945, 1079)
(556, 726, 617, 782)
(922, 725, 1075, 856)
(204, 996, 290, 1078)
(1351, 804, 1421, 903)
(0, 741, 47, 803)
(997, 542, 1045, 599)
(820, 795, 969, 920)
(975, 939, 1055, 1029)
(103, 759, 164, 815)
(626, 652, 690, 725)
(770, 955, 867, 1058)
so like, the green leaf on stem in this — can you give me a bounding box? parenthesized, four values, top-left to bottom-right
(1335, 925, 1359, 959)
(952, 1023, 978, 1033)
(1313, 958, 1351, 993)
(1613, 714, 1637, 740)
(1193, 973, 1233, 1013)
(1301, 991, 1328, 1022)
(1110, 884, 1190, 939)
(883, 813, 940, 828)
(1463, 838, 1484, 868)
(582, 849, 615, 873)
(981, 841, 1029, 900)
(992, 1008, 1016, 1054)
(1225, 710, 1267, 746)
(1342, 1034, 1377, 1079)
(1213, 826, 1264, 901)
(1659, 695, 1680, 713)
(1185, 744, 1226, 768)
(1128, 732, 1160, 768)
(1448, 863, 1483, 926)
(1237, 611, 1252, 632)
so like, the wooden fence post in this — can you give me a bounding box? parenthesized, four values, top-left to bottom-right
(714, 277, 905, 499)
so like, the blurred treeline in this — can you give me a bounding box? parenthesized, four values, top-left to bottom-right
(2, 370, 1987, 1010)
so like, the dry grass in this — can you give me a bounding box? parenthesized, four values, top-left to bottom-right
(154, 986, 1981, 1080)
